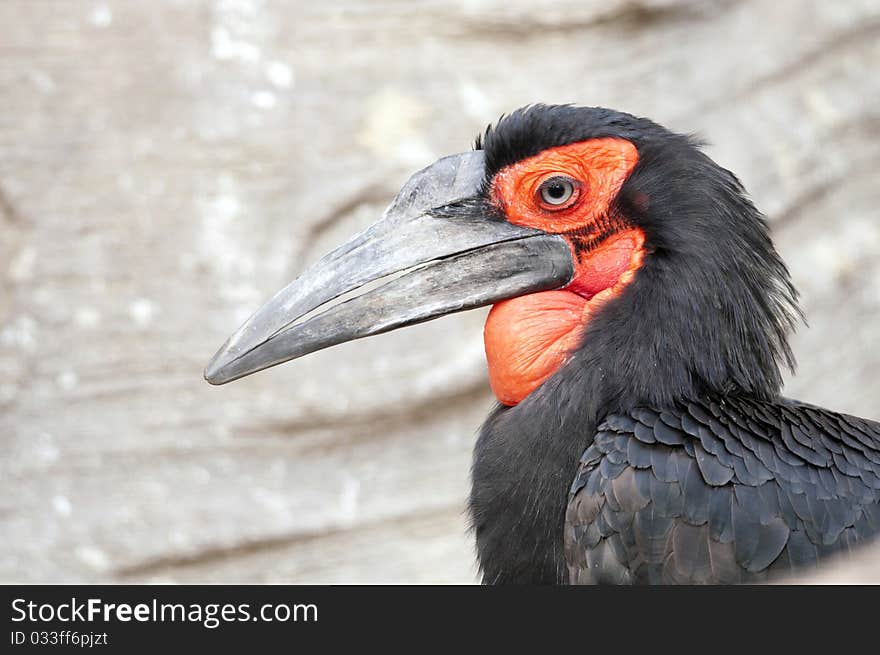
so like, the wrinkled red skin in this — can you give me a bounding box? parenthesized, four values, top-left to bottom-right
(484, 138, 644, 406)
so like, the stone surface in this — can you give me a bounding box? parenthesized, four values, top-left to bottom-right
(1, 0, 879, 583)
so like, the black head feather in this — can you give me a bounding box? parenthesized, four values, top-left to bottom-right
(475, 104, 670, 181)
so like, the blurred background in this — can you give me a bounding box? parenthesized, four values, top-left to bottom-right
(2, 0, 879, 583)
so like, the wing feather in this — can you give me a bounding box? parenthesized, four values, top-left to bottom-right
(566, 396, 880, 583)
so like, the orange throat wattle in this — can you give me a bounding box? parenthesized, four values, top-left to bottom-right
(484, 228, 645, 406)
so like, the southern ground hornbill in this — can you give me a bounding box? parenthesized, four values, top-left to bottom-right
(206, 105, 880, 584)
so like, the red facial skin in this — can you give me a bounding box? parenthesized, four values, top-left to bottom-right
(483, 138, 645, 406)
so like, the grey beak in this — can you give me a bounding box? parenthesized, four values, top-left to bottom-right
(204, 151, 574, 385)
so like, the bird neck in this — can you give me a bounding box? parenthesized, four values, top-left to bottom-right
(566, 240, 799, 412)
(584, 137, 804, 409)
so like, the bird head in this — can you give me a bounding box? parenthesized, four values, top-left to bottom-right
(205, 105, 800, 408)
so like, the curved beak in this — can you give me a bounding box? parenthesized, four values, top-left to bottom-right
(204, 151, 574, 385)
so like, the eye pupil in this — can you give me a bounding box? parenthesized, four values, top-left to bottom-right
(547, 183, 565, 198)
(539, 177, 576, 207)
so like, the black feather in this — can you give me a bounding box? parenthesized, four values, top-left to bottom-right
(564, 398, 880, 584)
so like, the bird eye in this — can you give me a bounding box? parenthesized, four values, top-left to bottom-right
(537, 176, 578, 209)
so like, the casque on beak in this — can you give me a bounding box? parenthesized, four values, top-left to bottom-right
(204, 150, 574, 385)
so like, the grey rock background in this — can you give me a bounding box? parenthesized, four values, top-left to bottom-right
(1, 0, 879, 583)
